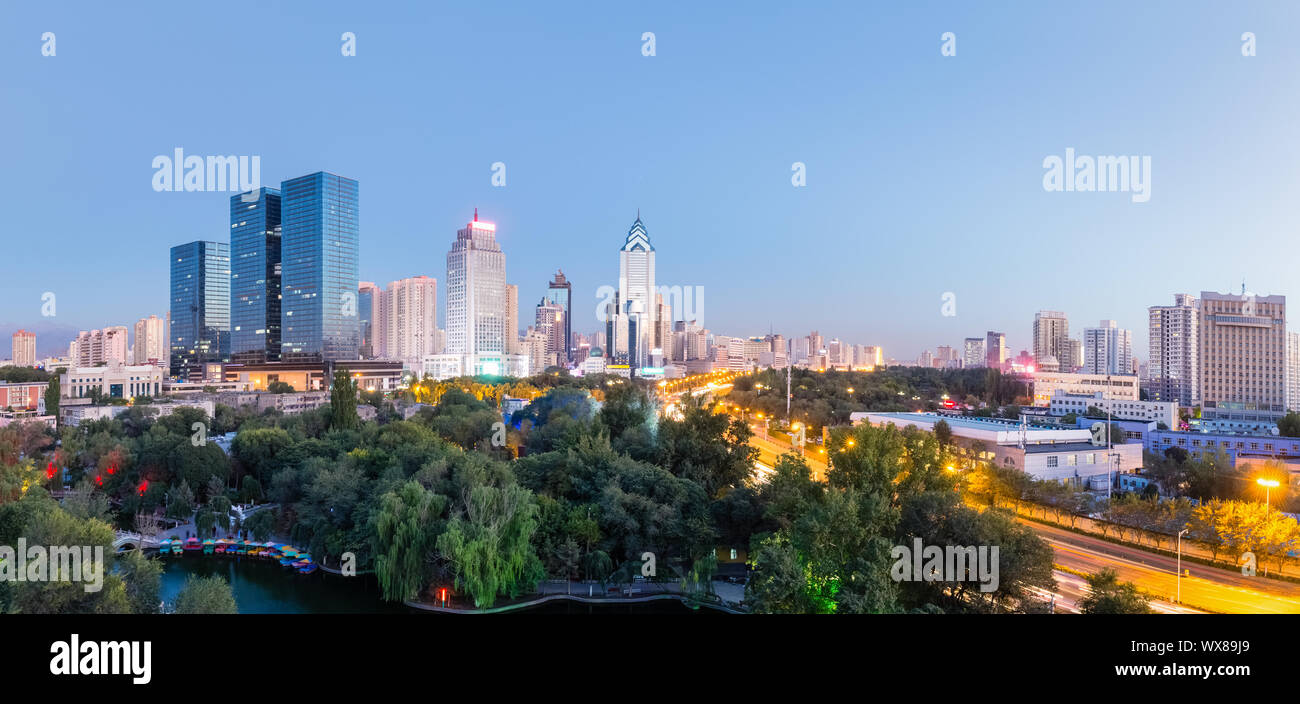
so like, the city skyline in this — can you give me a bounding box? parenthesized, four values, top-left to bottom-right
(8, 2, 1300, 360)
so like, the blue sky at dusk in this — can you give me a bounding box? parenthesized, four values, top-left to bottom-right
(5, 1, 1300, 359)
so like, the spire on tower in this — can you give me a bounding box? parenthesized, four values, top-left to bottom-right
(474, 207, 478, 222)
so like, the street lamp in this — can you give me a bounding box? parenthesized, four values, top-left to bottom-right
(1176, 528, 1188, 604)
(1257, 477, 1280, 509)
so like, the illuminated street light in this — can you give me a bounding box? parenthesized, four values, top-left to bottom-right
(1257, 477, 1281, 508)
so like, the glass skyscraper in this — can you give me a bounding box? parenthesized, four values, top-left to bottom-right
(169, 240, 230, 380)
(280, 172, 360, 362)
(230, 187, 282, 363)
(546, 270, 572, 363)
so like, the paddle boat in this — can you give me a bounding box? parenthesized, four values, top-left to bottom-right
(202, 539, 215, 555)
(183, 537, 201, 554)
(214, 539, 231, 555)
(297, 561, 318, 575)
(157, 539, 172, 556)
(261, 542, 279, 559)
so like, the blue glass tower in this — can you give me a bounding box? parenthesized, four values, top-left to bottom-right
(280, 172, 360, 362)
(169, 240, 230, 380)
(230, 187, 282, 363)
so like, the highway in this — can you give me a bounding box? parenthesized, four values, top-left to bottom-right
(1025, 519, 1300, 614)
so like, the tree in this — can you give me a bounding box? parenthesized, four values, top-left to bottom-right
(436, 483, 544, 608)
(116, 549, 162, 614)
(267, 380, 295, 394)
(329, 370, 359, 431)
(933, 419, 953, 447)
(44, 375, 60, 419)
(1279, 412, 1300, 438)
(173, 574, 237, 614)
(374, 481, 447, 602)
(1079, 568, 1152, 614)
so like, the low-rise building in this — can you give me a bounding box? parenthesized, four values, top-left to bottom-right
(1048, 391, 1177, 427)
(0, 381, 48, 411)
(854, 411, 1142, 486)
(1028, 371, 1140, 406)
(60, 398, 215, 427)
(61, 362, 165, 400)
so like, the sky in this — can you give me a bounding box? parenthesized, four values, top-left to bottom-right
(4, 1, 1300, 360)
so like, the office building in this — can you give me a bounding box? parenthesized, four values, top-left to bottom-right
(546, 270, 573, 363)
(170, 240, 230, 379)
(1199, 290, 1286, 424)
(229, 187, 282, 363)
(280, 171, 360, 362)
(985, 331, 1006, 369)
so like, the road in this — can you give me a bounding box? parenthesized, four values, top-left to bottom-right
(747, 433, 827, 481)
(1025, 519, 1300, 614)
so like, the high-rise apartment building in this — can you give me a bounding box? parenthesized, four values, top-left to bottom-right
(505, 284, 519, 355)
(170, 240, 230, 379)
(963, 338, 985, 368)
(280, 172, 360, 362)
(1082, 320, 1132, 376)
(380, 276, 439, 367)
(1287, 331, 1300, 412)
(229, 187, 282, 363)
(1199, 290, 1286, 422)
(1146, 294, 1198, 406)
(11, 330, 35, 367)
(133, 315, 167, 368)
(1032, 311, 1069, 364)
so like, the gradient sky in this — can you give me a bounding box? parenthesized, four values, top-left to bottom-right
(5, 1, 1300, 360)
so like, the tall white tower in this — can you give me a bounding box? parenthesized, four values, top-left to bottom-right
(616, 213, 656, 368)
(446, 210, 507, 357)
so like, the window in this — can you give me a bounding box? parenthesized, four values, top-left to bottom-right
(1047, 456, 1059, 468)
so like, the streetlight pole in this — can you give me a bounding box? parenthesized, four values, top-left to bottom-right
(1176, 528, 1188, 604)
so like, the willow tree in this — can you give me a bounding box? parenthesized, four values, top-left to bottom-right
(374, 481, 447, 602)
(330, 370, 359, 430)
(436, 483, 543, 608)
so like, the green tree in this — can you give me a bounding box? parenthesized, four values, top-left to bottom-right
(374, 481, 447, 602)
(1079, 568, 1152, 614)
(116, 549, 163, 614)
(436, 483, 544, 608)
(173, 574, 237, 614)
(44, 375, 60, 419)
(330, 370, 359, 431)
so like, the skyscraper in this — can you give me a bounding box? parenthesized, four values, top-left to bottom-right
(613, 214, 656, 369)
(985, 331, 1006, 369)
(546, 270, 573, 363)
(170, 240, 230, 379)
(1082, 320, 1133, 375)
(1146, 294, 1198, 406)
(1032, 311, 1069, 364)
(229, 187, 282, 363)
(535, 298, 565, 368)
(11, 330, 35, 367)
(280, 172, 360, 362)
(1199, 290, 1286, 424)
(358, 281, 380, 358)
(1287, 331, 1300, 413)
(446, 210, 507, 357)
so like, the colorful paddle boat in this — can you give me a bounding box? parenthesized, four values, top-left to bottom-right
(157, 539, 172, 555)
(183, 537, 201, 554)
(202, 539, 215, 555)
